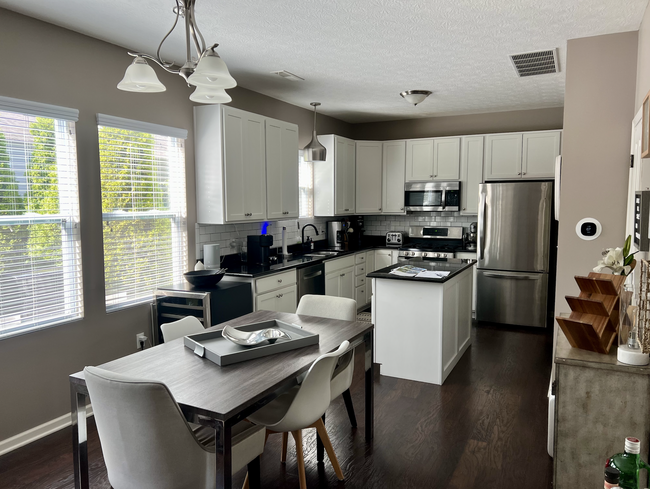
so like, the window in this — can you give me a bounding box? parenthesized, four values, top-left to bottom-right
(299, 150, 314, 218)
(97, 115, 187, 311)
(0, 96, 82, 338)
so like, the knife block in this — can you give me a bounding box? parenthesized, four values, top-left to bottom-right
(555, 272, 626, 354)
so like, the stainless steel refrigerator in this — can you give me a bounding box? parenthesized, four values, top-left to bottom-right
(476, 181, 552, 328)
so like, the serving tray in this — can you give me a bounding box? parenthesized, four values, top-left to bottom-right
(183, 319, 319, 366)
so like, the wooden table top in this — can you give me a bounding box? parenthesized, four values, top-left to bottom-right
(70, 310, 373, 421)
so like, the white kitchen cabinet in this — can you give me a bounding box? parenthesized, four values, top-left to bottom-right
(485, 131, 561, 180)
(460, 136, 484, 215)
(522, 131, 561, 178)
(314, 135, 355, 216)
(484, 133, 523, 180)
(194, 105, 299, 224)
(374, 249, 398, 270)
(406, 139, 434, 181)
(356, 285, 366, 307)
(256, 285, 298, 313)
(433, 137, 461, 180)
(366, 250, 375, 274)
(325, 266, 355, 300)
(266, 118, 299, 219)
(456, 252, 477, 314)
(355, 141, 383, 214)
(382, 140, 406, 214)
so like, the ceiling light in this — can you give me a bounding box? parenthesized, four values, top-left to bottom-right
(117, 0, 236, 103)
(303, 102, 326, 163)
(400, 90, 432, 106)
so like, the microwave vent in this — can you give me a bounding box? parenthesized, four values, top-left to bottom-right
(509, 49, 559, 77)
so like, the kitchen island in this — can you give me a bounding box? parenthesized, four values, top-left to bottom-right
(368, 259, 475, 385)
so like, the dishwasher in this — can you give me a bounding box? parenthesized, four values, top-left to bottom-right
(298, 262, 325, 300)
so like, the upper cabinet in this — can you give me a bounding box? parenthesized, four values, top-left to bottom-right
(406, 137, 460, 182)
(484, 130, 561, 180)
(355, 141, 383, 214)
(459, 136, 484, 215)
(314, 135, 356, 216)
(382, 140, 406, 214)
(194, 105, 298, 224)
(266, 119, 299, 219)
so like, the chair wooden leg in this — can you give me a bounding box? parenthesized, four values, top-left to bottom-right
(313, 418, 345, 481)
(342, 388, 357, 427)
(246, 456, 261, 489)
(281, 431, 288, 463)
(291, 430, 307, 489)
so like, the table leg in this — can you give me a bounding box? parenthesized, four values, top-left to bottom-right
(70, 385, 89, 489)
(364, 330, 374, 442)
(316, 413, 325, 462)
(215, 421, 232, 489)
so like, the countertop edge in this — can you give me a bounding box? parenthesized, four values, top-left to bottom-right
(367, 260, 476, 283)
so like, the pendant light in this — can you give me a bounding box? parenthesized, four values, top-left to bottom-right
(303, 102, 326, 162)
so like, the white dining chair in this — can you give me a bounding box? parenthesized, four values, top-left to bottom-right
(246, 341, 351, 489)
(161, 316, 205, 343)
(296, 295, 358, 427)
(84, 366, 265, 489)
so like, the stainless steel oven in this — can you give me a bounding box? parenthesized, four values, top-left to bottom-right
(404, 181, 460, 212)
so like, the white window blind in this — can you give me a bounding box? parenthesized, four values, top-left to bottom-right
(98, 117, 187, 311)
(299, 150, 314, 218)
(0, 108, 83, 338)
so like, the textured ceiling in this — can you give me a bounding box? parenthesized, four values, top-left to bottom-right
(0, 0, 648, 123)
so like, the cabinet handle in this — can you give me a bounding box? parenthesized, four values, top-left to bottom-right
(378, 208, 382, 211)
(340, 273, 345, 277)
(517, 172, 521, 176)
(522, 172, 526, 175)
(463, 207, 466, 211)
(434, 174, 437, 177)
(430, 174, 433, 178)
(276, 293, 283, 298)
(278, 279, 282, 283)
(400, 207, 404, 211)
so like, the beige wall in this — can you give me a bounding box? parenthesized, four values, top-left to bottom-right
(636, 4, 650, 108)
(0, 9, 351, 442)
(351, 107, 564, 140)
(555, 32, 638, 324)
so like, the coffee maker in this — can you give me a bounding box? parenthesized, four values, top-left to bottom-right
(327, 221, 344, 249)
(349, 216, 365, 249)
(465, 222, 477, 251)
(247, 235, 273, 264)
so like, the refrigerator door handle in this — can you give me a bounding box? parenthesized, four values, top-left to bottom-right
(482, 272, 543, 280)
(478, 191, 486, 260)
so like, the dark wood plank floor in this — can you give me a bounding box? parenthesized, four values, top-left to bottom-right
(0, 323, 553, 489)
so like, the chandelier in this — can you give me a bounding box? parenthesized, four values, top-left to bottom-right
(117, 0, 236, 104)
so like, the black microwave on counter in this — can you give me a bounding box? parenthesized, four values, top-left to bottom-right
(404, 181, 460, 212)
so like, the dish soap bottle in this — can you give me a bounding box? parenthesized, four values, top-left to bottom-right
(606, 437, 650, 489)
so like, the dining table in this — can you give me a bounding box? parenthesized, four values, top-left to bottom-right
(69, 310, 374, 489)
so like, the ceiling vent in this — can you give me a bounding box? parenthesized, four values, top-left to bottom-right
(270, 70, 305, 81)
(509, 49, 559, 77)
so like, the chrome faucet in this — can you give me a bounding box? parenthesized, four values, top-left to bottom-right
(301, 224, 319, 249)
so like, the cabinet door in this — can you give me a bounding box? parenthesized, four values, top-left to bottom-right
(243, 113, 267, 220)
(325, 272, 340, 297)
(355, 286, 366, 307)
(265, 120, 299, 219)
(460, 136, 484, 214)
(366, 250, 375, 274)
(484, 134, 523, 180)
(335, 137, 355, 214)
(366, 280, 373, 305)
(433, 137, 460, 180)
(223, 108, 248, 222)
(522, 131, 561, 179)
(406, 139, 434, 181)
(356, 141, 383, 214)
(275, 285, 298, 313)
(255, 289, 278, 312)
(339, 267, 355, 300)
(375, 250, 392, 270)
(382, 141, 406, 213)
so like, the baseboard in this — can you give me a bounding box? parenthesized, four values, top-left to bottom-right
(0, 405, 93, 457)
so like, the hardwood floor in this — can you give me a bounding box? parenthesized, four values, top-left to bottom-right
(0, 323, 553, 489)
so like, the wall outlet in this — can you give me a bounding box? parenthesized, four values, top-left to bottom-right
(136, 332, 147, 350)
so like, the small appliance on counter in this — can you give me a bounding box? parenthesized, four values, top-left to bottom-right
(465, 222, 477, 251)
(385, 231, 404, 248)
(327, 221, 344, 249)
(349, 216, 365, 249)
(203, 243, 221, 269)
(247, 234, 273, 265)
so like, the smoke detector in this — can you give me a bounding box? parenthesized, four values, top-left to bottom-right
(510, 49, 559, 77)
(271, 70, 305, 81)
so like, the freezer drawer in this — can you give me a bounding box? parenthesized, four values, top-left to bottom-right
(476, 270, 548, 328)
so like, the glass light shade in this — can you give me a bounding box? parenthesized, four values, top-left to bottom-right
(117, 57, 166, 93)
(188, 51, 237, 89)
(189, 86, 232, 104)
(400, 90, 431, 106)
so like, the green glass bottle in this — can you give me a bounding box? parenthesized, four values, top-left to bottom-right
(606, 437, 650, 489)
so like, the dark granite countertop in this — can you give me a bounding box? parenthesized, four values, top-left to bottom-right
(367, 259, 476, 283)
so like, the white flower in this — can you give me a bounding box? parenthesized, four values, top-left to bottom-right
(594, 247, 627, 274)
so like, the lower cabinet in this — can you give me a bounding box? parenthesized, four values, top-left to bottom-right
(325, 267, 355, 299)
(455, 252, 477, 314)
(355, 285, 366, 306)
(256, 285, 298, 313)
(374, 249, 398, 270)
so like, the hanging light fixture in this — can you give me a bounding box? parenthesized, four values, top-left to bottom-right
(400, 90, 432, 106)
(303, 102, 326, 162)
(117, 0, 236, 103)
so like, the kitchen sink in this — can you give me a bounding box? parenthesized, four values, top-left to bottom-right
(304, 251, 342, 257)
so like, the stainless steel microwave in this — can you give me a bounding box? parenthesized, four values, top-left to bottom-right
(404, 181, 460, 212)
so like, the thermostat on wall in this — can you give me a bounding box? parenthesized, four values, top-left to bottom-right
(575, 218, 602, 241)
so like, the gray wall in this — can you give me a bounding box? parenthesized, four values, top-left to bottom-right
(636, 4, 650, 109)
(351, 107, 564, 140)
(0, 9, 351, 442)
(554, 32, 638, 323)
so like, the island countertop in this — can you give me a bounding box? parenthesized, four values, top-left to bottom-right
(367, 258, 476, 283)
